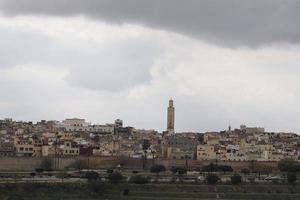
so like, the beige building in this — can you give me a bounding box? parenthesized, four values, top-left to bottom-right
(240, 125, 265, 134)
(162, 135, 198, 158)
(263, 151, 285, 161)
(197, 145, 216, 160)
(167, 147, 194, 160)
(62, 141, 79, 156)
(15, 137, 34, 157)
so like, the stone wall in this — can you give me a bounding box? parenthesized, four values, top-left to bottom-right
(0, 156, 279, 172)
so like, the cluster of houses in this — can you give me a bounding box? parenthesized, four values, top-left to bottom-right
(0, 118, 299, 162)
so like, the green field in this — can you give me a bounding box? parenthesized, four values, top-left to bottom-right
(0, 183, 299, 200)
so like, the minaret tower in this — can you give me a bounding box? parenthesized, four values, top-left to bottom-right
(167, 99, 175, 134)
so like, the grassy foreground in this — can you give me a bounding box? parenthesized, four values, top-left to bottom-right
(0, 183, 300, 200)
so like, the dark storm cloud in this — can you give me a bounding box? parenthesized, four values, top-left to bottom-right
(1, 0, 300, 47)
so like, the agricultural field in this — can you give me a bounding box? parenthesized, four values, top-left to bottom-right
(0, 183, 300, 200)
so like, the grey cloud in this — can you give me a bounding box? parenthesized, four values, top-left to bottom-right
(0, 25, 161, 91)
(66, 39, 161, 91)
(0, 27, 54, 68)
(1, 0, 300, 47)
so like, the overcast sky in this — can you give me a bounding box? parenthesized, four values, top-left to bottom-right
(1, 0, 300, 133)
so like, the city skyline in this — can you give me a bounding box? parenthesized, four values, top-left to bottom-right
(1, 1, 300, 133)
(0, 96, 292, 135)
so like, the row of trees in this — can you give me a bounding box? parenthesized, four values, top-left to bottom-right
(278, 159, 299, 185)
(35, 158, 299, 184)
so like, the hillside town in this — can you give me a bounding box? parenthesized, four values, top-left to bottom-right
(0, 100, 299, 162)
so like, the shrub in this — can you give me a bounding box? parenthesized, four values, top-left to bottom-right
(30, 172, 36, 177)
(40, 158, 53, 171)
(69, 160, 88, 171)
(35, 168, 44, 173)
(85, 171, 99, 181)
(202, 163, 218, 172)
(171, 166, 187, 175)
(87, 180, 105, 194)
(123, 189, 130, 196)
(150, 164, 166, 176)
(218, 165, 233, 174)
(231, 174, 242, 185)
(278, 159, 300, 172)
(241, 168, 250, 175)
(202, 163, 233, 173)
(129, 175, 149, 184)
(108, 172, 123, 184)
(206, 174, 219, 185)
(287, 172, 297, 184)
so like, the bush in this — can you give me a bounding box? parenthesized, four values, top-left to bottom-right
(202, 163, 218, 172)
(85, 171, 99, 181)
(40, 158, 53, 171)
(206, 174, 219, 185)
(278, 159, 300, 172)
(202, 163, 233, 173)
(108, 172, 123, 184)
(231, 174, 242, 185)
(30, 172, 36, 177)
(150, 164, 166, 176)
(287, 172, 297, 184)
(170, 166, 187, 175)
(69, 160, 88, 171)
(35, 168, 44, 173)
(218, 165, 233, 174)
(123, 189, 130, 196)
(87, 180, 105, 194)
(129, 175, 149, 184)
(241, 168, 250, 175)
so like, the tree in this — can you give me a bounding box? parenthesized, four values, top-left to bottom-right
(287, 172, 297, 185)
(218, 165, 233, 174)
(70, 159, 88, 171)
(35, 168, 44, 173)
(40, 158, 53, 171)
(129, 175, 149, 184)
(87, 180, 105, 194)
(241, 168, 250, 175)
(278, 159, 297, 172)
(231, 174, 242, 185)
(85, 171, 99, 181)
(202, 164, 233, 173)
(170, 166, 187, 175)
(206, 174, 219, 185)
(108, 172, 123, 184)
(202, 163, 218, 172)
(142, 140, 151, 169)
(150, 164, 166, 177)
